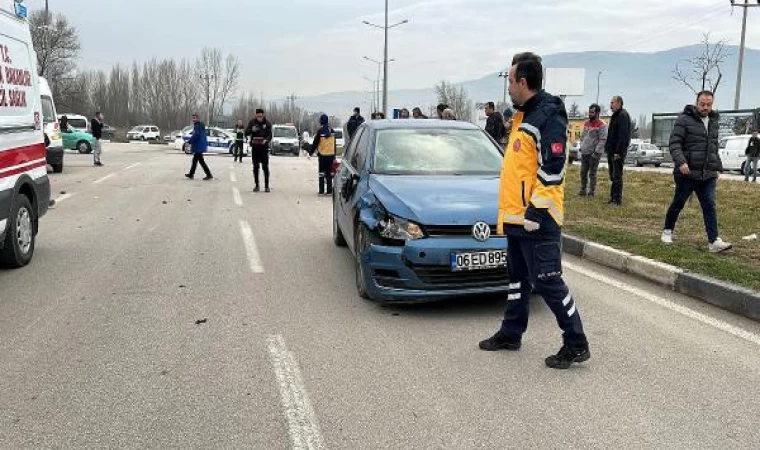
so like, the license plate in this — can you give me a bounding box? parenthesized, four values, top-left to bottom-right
(451, 250, 508, 272)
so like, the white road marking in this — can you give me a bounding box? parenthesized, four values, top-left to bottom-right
(232, 187, 243, 206)
(564, 261, 760, 347)
(230, 171, 238, 183)
(239, 220, 264, 273)
(123, 162, 141, 171)
(267, 335, 326, 450)
(93, 173, 116, 184)
(54, 193, 73, 203)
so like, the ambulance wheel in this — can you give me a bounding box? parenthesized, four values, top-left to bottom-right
(0, 194, 36, 268)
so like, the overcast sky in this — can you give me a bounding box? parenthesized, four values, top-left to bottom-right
(23, 0, 758, 99)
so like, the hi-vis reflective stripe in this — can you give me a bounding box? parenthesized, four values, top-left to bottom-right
(503, 214, 525, 223)
(509, 282, 521, 290)
(507, 293, 521, 301)
(562, 294, 573, 306)
(0, 158, 47, 176)
(0, 219, 6, 234)
(568, 304, 577, 317)
(519, 123, 541, 147)
(538, 166, 566, 184)
(530, 195, 564, 222)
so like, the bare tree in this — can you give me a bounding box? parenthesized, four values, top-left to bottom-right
(672, 33, 731, 95)
(195, 48, 240, 125)
(435, 80, 474, 122)
(568, 102, 582, 118)
(29, 10, 80, 82)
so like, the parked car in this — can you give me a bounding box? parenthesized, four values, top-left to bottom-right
(568, 141, 580, 164)
(625, 142, 665, 167)
(271, 124, 300, 156)
(101, 123, 116, 141)
(172, 126, 194, 150)
(719, 135, 752, 173)
(332, 120, 509, 303)
(40, 77, 64, 173)
(127, 125, 161, 141)
(334, 128, 345, 156)
(60, 126, 97, 154)
(57, 113, 89, 132)
(178, 126, 248, 156)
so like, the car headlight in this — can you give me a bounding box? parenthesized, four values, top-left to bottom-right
(377, 215, 425, 241)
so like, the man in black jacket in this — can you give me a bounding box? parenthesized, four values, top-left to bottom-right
(245, 109, 273, 192)
(346, 107, 364, 141)
(91, 112, 105, 167)
(604, 96, 630, 205)
(661, 91, 732, 253)
(484, 102, 506, 144)
(745, 130, 760, 182)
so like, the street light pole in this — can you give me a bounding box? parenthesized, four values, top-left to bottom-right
(498, 72, 508, 108)
(364, 56, 395, 114)
(596, 71, 602, 105)
(363, 2, 408, 117)
(731, 0, 759, 109)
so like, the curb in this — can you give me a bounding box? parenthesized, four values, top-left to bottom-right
(562, 234, 760, 322)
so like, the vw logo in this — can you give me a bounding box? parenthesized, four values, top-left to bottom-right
(472, 222, 491, 242)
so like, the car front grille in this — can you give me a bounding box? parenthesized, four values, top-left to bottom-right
(410, 264, 508, 289)
(424, 224, 498, 237)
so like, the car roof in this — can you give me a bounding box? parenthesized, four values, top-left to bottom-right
(363, 119, 482, 131)
(58, 114, 88, 119)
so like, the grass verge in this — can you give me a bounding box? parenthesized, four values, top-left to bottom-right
(564, 165, 760, 291)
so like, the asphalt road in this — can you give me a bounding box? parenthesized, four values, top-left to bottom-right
(1, 143, 759, 449)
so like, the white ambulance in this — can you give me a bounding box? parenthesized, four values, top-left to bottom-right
(0, 3, 51, 267)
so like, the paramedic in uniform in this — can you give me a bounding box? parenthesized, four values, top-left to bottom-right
(479, 52, 591, 370)
(309, 114, 337, 195)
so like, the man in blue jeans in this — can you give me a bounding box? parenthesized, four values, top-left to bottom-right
(661, 91, 731, 253)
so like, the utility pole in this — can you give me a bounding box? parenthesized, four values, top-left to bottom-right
(363, 1, 408, 117)
(731, 0, 759, 109)
(596, 71, 602, 105)
(199, 74, 214, 125)
(286, 93, 298, 125)
(498, 71, 508, 108)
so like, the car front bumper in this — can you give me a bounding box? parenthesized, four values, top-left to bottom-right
(360, 235, 510, 303)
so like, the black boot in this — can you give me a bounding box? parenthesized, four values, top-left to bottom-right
(545, 344, 590, 369)
(478, 332, 521, 351)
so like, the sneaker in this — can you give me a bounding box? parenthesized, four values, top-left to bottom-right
(478, 332, 521, 352)
(203, 175, 213, 181)
(545, 344, 590, 370)
(185, 174, 194, 179)
(265, 187, 271, 193)
(708, 238, 732, 253)
(578, 191, 587, 197)
(94, 162, 104, 167)
(253, 186, 260, 192)
(661, 229, 673, 244)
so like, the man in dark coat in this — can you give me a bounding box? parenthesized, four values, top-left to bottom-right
(484, 101, 506, 144)
(604, 96, 631, 206)
(661, 91, 732, 253)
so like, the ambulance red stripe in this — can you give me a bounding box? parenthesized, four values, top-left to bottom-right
(0, 143, 46, 178)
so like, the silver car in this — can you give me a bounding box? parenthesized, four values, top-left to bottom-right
(626, 142, 665, 167)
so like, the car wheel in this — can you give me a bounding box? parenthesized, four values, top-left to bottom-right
(333, 197, 347, 247)
(139, 135, 145, 141)
(0, 194, 36, 268)
(292, 148, 300, 156)
(52, 162, 63, 173)
(183, 143, 192, 155)
(741, 161, 747, 176)
(353, 224, 370, 299)
(655, 163, 661, 168)
(636, 159, 643, 167)
(77, 141, 92, 154)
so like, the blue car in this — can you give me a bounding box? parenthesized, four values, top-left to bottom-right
(333, 119, 509, 303)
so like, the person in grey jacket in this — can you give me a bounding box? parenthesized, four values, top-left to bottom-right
(662, 91, 732, 253)
(578, 104, 608, 197)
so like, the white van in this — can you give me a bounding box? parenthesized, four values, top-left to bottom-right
(40, 77, 64, 173)
(719, 135, 751, 172)
(0, 5, 51, 267)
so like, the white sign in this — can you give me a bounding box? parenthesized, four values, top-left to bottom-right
(544, 68, 586, 97)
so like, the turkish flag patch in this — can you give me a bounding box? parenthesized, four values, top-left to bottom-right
(551, 143, 564, 154)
